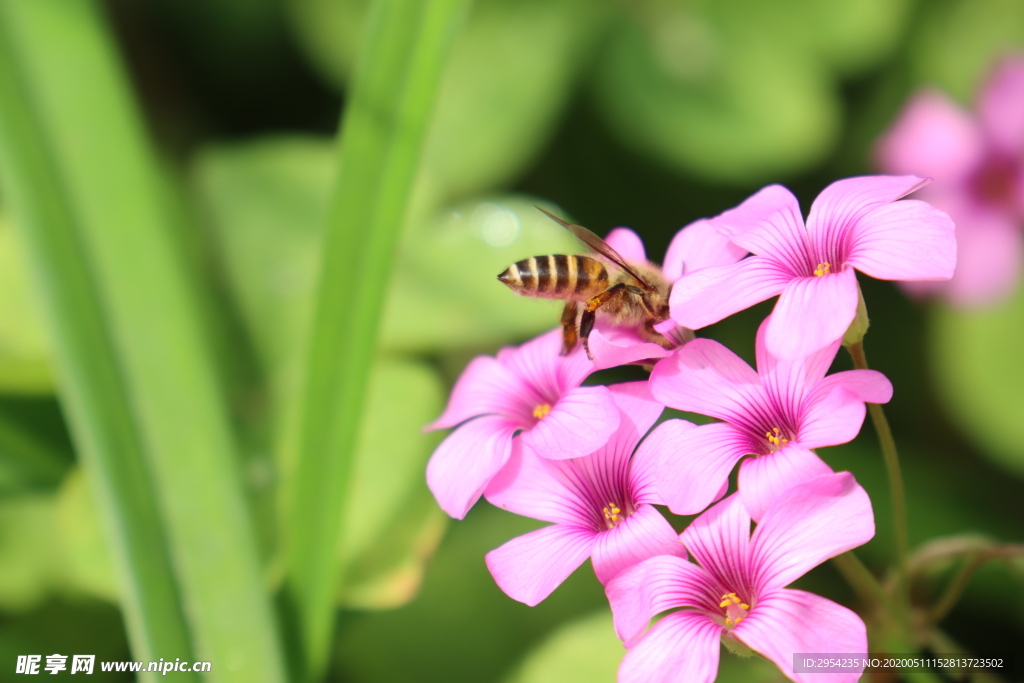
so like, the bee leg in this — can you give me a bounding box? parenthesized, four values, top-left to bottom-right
(579, 283, 632, 361)
(560, 301, 579, 355)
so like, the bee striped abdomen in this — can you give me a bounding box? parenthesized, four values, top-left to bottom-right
(498, 254, 608, 300)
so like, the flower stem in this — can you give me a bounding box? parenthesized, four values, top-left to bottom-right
(831, 551, 897, 615)
(929, 544, 1024, 624)
(847, 340, 910, 609)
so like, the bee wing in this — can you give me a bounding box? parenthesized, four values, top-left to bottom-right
(535, 207, 654, 291)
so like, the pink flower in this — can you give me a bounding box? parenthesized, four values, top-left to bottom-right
(586, 222, 746, 370)
(483, 382, 684, 605)
(876, 55, 1024, 306)
(606, 472, 873, 683)
(647, 316, 891, 521)
(669, 175, 956, 359)
(426, 329, 620, 519)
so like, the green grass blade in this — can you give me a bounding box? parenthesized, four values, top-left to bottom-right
(0, 2, 288, 681)
(0, 16, 195, 678)
(283, 0, 468, 677)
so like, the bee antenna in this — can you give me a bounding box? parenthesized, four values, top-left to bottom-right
(535, 205, 571, 228)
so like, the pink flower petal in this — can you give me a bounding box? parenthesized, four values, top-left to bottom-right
(484, 524, 596, 606)
(663, 219, 748, 282)
(846, 199, 957, 281)
(804, 175, 930, 255)
(765, 268, 859, 360)
(618, 610, 722, 683)
(756, 315, 842, 414)
(799, 370, 892, 449)
(874, 90, 983, 184)
(629, 419, 697, 506)
(609, 381, 665, 438)
(711, 184, 811, 271)
(427, 356, 526, 430)
(588, 325, 671, 371)
(649, 421, 750, 515)
(502, 328, 595, 398)
(605, 227, 648, 263)
(426, 416, 519, 519)
(750, 472, 874, 592)
(669, 257, 792, 330)
(736, 588, 867, 683)
(592, 504, 687, 585)
(737, 447, 834, 522)
(606, 556, 720, 645)
(680, 494, 752, 594)
(484, 441, 586, 526)
(943, 205, 1024, 306)
(520, 385, 619, 460)
(979, 55, 1024, 154)
(649, 338, 761, 423)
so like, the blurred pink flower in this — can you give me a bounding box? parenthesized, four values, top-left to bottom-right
(483, 382, 683, 605)
(586, 222, 746, 370)
(606, 472, 873, 683)
(669, 176, 956, 359)
(647, 316, 891, 521)
(876, 55, 1024, 306)
(426, 328, 619, 519)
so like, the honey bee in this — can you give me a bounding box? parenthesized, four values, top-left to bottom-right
(497, 208, 672, 359)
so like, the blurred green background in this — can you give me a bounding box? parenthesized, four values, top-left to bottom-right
(0, 0, 1022, 681)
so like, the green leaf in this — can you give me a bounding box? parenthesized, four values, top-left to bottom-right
(290, 0, 603, 203)
(193, 137, 580, 361)
(0, 1, 288, 679)
(931, 293, 1024, 477)
(336, 357, 446, 609)
(0, 494, 56, 612)
(0, 215, 53, 393)
(55, 468, 119, 602)
(282, 0, 469, 677)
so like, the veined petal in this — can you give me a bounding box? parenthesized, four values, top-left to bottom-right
(680, 494, 752, 595)
(651, 421, 750, 515)
(800, 370, 892, 449)
(427, 355, 525, 430)
(426, 416, 519, 519)
(737, 447, 834, 523)
(979, 55, 1024, 154)
(766, 269, 859, 360)
(649, 338, 761, 423)
(751, 472, 874, 592)
(846, 199, 956, 281)
(629, 418, 696, 506)
(805, 175, 930, 259)
(607, 556, 721, 645)
(736, 588, 867, 683)
(711, 184, 811, 271)
(502, 328, 595, 398)
(756, 315, 842, 416)
(588, 325, 671, 371)
(605, 227, 648, 263)
(484, 524, 595, 606)
(520, 385, 619, 460)
(663, 219, 748, 282)
(484, 441, 586, 526)
(874, 89, 983, 183)
(618, 610, 723, 683)
(592, 505, 687, 585)
(670, 257, 792, 330)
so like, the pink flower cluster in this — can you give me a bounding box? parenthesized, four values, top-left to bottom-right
(425, 176, 955, 682)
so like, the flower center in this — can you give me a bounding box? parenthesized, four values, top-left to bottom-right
(719, 592, 750, 629)
(602, 502, 625, 530)
(972, 156, 1021, 212)
(813, 262, 832, 277)
(764, 427, 790, 452)
(533, 403, 552, 420)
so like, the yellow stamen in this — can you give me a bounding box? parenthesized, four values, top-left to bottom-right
(725, 618, 733, 626)
(602, 503, 622, 524)
(740, 603, 749, 610)
(765, 427, 789, 448)
(813, 262, 832, 277)
(533, 403, 552, 420)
